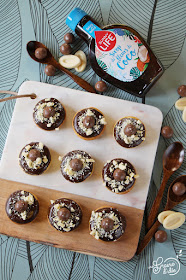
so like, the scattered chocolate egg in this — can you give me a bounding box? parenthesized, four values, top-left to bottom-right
(35, 47, 47, 60)
(172, 182, 186, 196)
(70, 158, 83, 171)
(161, 126, 173, 138)
(95, 81, 107, 92)
(44, 64, 56, 76)
(177, 85, 186, 97)
(60, 43, 72, 55)
(15, 200, 28, 212)
(64, 33, 75, 44)
(57, 207, 71, 221)
(83, 116, 95, 128)
(28, 149, 41, 162)
(124, 124, 137, 136)
(101, 217, 114, 232)
(113, 168, 126, 181)
(155, 230, 167, 243)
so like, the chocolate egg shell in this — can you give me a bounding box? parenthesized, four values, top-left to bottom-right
(172, 182, 186, 196)
(60, 43, 72, 55)
(35, 47, 47, 59)
(155, 230, 167, 243)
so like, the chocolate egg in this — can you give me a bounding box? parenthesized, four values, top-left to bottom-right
(35, 47, 47, 59)
(44, 64, 56, 76)
(101, 217, 114, 232)
(83, 116, 95, 128)
(155, 230, 167, 243)
(113, 168, 126, 181)
(177, 85, 186, 97)
(28, 149, 41, 162)
(15, 200, 28, 212)
(43, 106, 55, 118)
(57, 207, 71, 221)
(60, 43, 72, 55)
(95, 81, 107, 92)
(161, 126, 173, 138)
(172, 182, 186, 196)
(70, 158, 83, 171)
(124, 124, 137, 136)
(64, 33, 75, 44)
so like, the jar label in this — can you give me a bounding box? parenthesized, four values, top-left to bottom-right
(95, 28, 150, 82)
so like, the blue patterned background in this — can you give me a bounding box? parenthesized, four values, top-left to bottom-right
(0, 0, 186, 279)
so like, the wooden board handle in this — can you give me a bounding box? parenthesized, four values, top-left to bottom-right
(0, 91, 36, 103)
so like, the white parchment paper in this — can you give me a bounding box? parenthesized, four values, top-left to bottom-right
(0, 81, 163, 210)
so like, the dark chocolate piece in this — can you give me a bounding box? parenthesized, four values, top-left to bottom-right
(102, 158, 136, 194)
(44, 64, 56, 76)
(60, 43, 72, 55)
(95, 81, 107, 92)
(90, 207, 126, 242)
(48, 198, 82, 232)
(33, 98, 66, 131)
(73, 108, 106, 139)
(35, 47, 47, 59)
(64, 33, 75, 44)
(28, 149, 41, 162)
(161, 126, 173, 138)
(61, 150, 94, 183)
(114, 117, 145, 148)
(19, 142, 51, 175)
(155, 230, 167, 243)
(177, 85, 186, 97)
(5, 190, 39, 224)
(172, 182, 186, 196)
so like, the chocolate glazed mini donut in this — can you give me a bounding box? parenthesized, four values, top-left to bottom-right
(6, 190, 39, 224)
(48, 198, 82, 232)
(114, 116, 145, 148)
(19, 142, 51, 175)
(60, 150, 95, 183)
(90, 207, 126, 242)
(73, 107, 107, 140)
(102, 158, 138, 194)
(33, 98, 66, 131)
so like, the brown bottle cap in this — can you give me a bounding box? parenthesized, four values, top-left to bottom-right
(172, 182, 186, 196)
(124, 124, 137, 136)
(113, 168, 126, 181)
(101, 217, 114, 232)
(57, 207, 71, 221)
(83, 116, 95, 128)
(70, 158, 83, 171)
(15, 200, 28, 212)
(28, 149, 41, 162)
(43, 106, 55, 118)
(155, 230, 167, 243)
(35, 47, 47, 59)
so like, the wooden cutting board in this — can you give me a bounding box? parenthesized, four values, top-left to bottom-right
(0, 81, 163, 261)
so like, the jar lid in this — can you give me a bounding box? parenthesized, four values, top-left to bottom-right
(66, 8, 87, 32)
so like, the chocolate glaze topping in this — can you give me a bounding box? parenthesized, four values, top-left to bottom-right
(6, 190, 39, 224)
(114, 117, 145, 148)
(33, 98, 65, 131)
(19, 142, 51, 175)
(48, 198, 82, 232)
(102, 158, 136, 194)
(73, 108, 106, 139)
(90, 207, 126, 242)
(61, 150, 94, 183)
